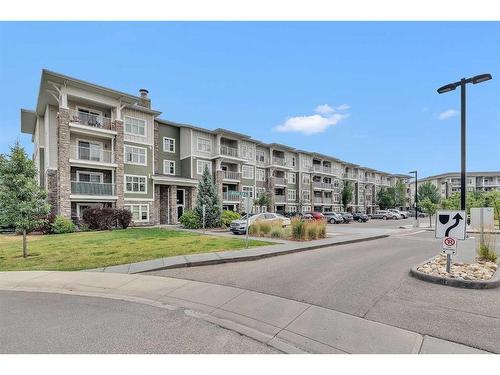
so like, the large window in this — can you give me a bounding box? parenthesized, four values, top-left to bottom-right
(125, 175, 147, 193)
(288, 189, 296, 201)
(197, 160, 212, 175)
(124, 116, 146, 136)
(163, 160, 175, 175)
(302, 173, 310, 184)
(242, 186, 254, 198)
(288, 172, 296, 184)
(77, 140, 102, 161)
(124, 204, 149, 222)
(242, 165, 254, 179)
(124, 145, 146, 165)
(163, 137, 175, 153)
(302, 190, 311, 202)
(256, 168, 265, 182)
(76, 171, 102, 183)
(197, 137, 212, 153)
(256, 150, 265, 164)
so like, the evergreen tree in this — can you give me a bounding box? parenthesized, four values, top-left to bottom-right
(418, 182, 441, 204)
(341, 181, 353, 211)
(377, 187, 395, 209)
(0, 142, 51, 257)
(194, 165, 221, 228)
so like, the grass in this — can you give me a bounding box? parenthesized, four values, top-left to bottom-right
(0, 228, 274, 271)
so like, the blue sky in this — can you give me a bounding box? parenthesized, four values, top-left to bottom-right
(0, 22, 498, 177)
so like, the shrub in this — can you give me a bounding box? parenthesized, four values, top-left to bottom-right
(52, 215, 76, 234)
(114, 209, 132, 229)
(82, 208, 101, 230)
(37, 213, 57, 234)
(477, 231, 497, 262)
(221, 210, 241, 228)
(259, 221, 272, 235)
(270, 227, 283, 238)
(317, 220, 327, 238)
(306, 223, 318, 240)
(291, 218, 306, 240)
(248, 222, 259, 236)
(179, 210, 201, 229)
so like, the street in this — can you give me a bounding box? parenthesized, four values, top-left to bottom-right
(148, 228, 500, 353)
(0, 290, 278, 354)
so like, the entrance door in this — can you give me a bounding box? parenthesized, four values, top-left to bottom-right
(176, 189, 185, 220)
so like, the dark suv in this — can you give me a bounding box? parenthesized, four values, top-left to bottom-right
(338, 212, 354, 223)
(352, 212, 369, 222)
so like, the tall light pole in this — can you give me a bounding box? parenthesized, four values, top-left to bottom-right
(409, 171, 418, 222)
(437, 73, 492, 211)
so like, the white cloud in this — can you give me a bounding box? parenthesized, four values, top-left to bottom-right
(438, 109, 458, 120)
(336, 104, 350, 111)
(314, 104, 335, 115)
(274, 104, 350, 135)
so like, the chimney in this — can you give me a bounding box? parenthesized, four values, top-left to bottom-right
(138, 88, 151, 109)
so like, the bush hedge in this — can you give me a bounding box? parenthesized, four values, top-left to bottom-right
(179, 210, 201, 229)
(81, 208, 132, 230)
(52, 216, 76, 234)
(221, 210, 241, 227)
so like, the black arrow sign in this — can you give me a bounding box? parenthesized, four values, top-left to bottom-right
(445, 213, 463, 237)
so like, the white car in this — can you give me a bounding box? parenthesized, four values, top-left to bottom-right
(230, 212, 290, 234)
(372, 210, 400, 220)
(389, 209, 409, 219)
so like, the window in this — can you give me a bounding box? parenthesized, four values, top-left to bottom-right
(302, 174, 310, 184)
(125, 175, 147, 193)
(77, 140, 102, 161)
(124, 116, 146, 136)
(163, 160, 175, 175)
(163, 137, 175, 153)
(256, 150, 265, 164)
(77, 171, 103, 183)
(288, 172, 296, 184)
(242, 165, 254, 179)
(241, 144, 254, 160)
(302, 158, 311, 169)
(256, 168, 265, 182)
(291, 156, 296, 167)
(124, 204, 149, 222)
(334, 179, 340, 188)
(288, 189, 296, 201)
(124, 145, 146, 165)
(302, 190, 311, 201)
(242, 186, 254, 198)
(197, 137, 212, 153)
(197, 160, 212, 175)
(288, 206, 297, 213)
(303, 206, 311, 212)
(256, 187, 266, 197)
(334, 194, 340, 203)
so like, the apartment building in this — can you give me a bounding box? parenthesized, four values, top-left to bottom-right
(20, 70, 409, 225)
(409, 172, 500, 202)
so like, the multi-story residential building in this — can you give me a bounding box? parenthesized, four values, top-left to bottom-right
(409, 172, 500, 204)
(20, 70, 409, 225)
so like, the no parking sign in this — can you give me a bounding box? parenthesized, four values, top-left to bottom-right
(441, 237, 457, 255)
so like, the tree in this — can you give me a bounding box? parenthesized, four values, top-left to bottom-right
(484, 191, 500, 229)
(394, 180, 407, 208)
(377, 188, 395, 209)
(420, 198, 439, 227)
(441, 192, 460, 210)
(194, 165, 221, 228)
(0, 142, 51, 257)
(418, 182, 440, 204)
(255, 192, 271, 211)
(341, 181, 353, 211)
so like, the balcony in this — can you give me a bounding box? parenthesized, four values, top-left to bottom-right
(345, 172, 357, 179)
(220, 145, 239, 158)
(323, 197, 333, 204)
(313, 164, 322, 172)
(223, 191, 240, 201)
(70, 145, 115, 164)
(273, 177, 287, 186)
(313, 181, 334, 190)
(365, 176, 375, 183)
(272, 157, 286, 166)
(69, 109, 112, 130)
(222, 170, 241, 180)
(274, 195, 286, 203)
(313, 196, 323, 203)
(71, 181, 115, 196)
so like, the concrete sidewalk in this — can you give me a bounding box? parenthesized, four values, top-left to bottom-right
(0, 271, 489, 354)
(86, 232, 391, 274)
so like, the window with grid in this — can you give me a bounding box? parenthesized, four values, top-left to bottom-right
(125, 145, 146, 165)
(124, 204, 149, 222)
(163, 160, 175, 175)
(242, 186, 254, 198)
(163, 137, 175, 153)
(288, 172, 296, 184)
(124, 116, 146, 136)
(197, 137, 212, 153)
(256, 168, 265, 181)
(242, 165, 254, 179)
(288, 189, 296, 201)
(125, 175, 146, 193)
(197, 160, 212, 175)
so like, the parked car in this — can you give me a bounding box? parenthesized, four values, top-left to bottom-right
(230, 212, 290, 234)
(338, 212, 354, 223)
(324, 212, 344, 224)
(388, 209, 409, 219)
(301, 213, 314, 221)
(372, 210, 399, 220)
(407, 209, 426, 218)
(352, 212, 369, 222)
(311, 212, 326, 221)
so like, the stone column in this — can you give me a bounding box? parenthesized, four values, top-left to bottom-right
(168, 185, 178, 224)
(114, 120, 124, 208)
(268, 167, 275, 212)
(215, 169, 224, 205)
(57, 108, 71, 218)
(46, 169, 58, 215)
(154, 122, 159, 174)
(187, 186, 197, 210)
(160, 186, 168, 224)
(151, 184, 160, 225)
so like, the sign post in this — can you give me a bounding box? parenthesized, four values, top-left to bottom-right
(435, 210, 466, 273)
(202, 204, 206, 234)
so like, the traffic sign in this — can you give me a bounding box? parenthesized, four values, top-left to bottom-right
(435, 210, 466, 240)
(441, 237, 457, 255)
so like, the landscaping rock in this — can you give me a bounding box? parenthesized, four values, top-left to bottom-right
(416, 254, 498, 281)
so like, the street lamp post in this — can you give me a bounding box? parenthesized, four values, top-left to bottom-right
(437, 73, 492, 211)
(409, 170, 418, 224)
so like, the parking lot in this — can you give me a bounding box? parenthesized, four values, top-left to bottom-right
(326, 217, 419, 236)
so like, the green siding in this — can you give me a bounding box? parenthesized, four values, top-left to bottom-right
(124, 141, 153, 199)
(157, 124, 181, 176)
(180, 157, 192, 179)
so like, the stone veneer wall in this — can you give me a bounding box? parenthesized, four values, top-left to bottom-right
(160, 186, 169, 224)
(57, 108, 71, 218)
(151, 184, 160, 224)
(168, 185, 177, 224)
(46, 169, 58, 215)
(114, 120, 124, 208)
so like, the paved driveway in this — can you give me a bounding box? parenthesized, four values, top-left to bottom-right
(149, 230, 500, 353)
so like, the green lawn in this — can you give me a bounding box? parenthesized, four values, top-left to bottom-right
(0, 228, 274, 271)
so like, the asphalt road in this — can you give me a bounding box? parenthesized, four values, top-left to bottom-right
(0, 291, 279, 354)
(149, 230, 500, 353)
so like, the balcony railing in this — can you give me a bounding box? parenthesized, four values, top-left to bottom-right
(71, 181, 115, 196)
(323, 166, 332, 174)
(323, 197, 333, 204)
(71, 145, 115, 164)
(313, 196, 323, 203)
(69, 109, 112, 130)
(274, 195, 286, 203)
(365, 176, 375, 183)
(222, 191, 240, 201)
(345, 172, 357, 179)
(220, 145, 239, 158)
(272, 157, 286, 166)
(273, 177, 287, 185)
(222, 170, 241, 180)
(313, 164, 322, 172)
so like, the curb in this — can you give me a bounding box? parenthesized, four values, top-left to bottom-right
(409, 256, 500, 289)
(131, 234, 390, 274)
